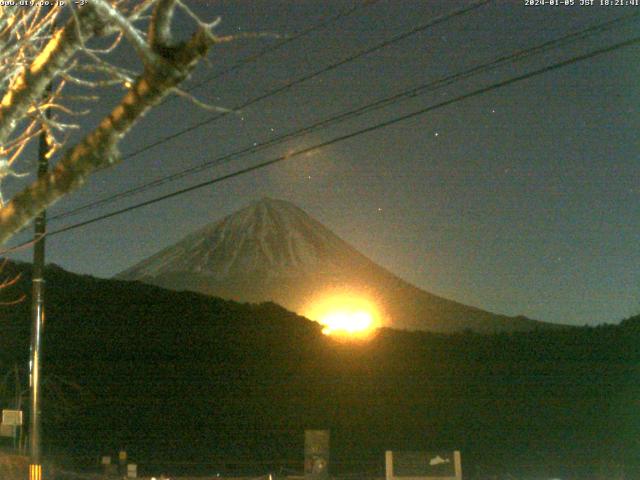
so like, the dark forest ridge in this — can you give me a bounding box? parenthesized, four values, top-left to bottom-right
(117, 197, 561, 333)
(0, 260, 637, 478)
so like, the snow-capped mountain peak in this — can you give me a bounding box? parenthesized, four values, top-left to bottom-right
(118, 197, 553, 333)
(119, 197, 364, 282)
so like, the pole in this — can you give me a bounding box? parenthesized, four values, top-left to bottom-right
(29, 90, 50, 480)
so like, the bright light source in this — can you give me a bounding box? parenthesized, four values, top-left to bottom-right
(303, 291, 380, 339)
(321, 310, 373, 335)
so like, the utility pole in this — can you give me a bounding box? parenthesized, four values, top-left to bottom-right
(29, 92, 50, 480)
(29, 9, 55, 478)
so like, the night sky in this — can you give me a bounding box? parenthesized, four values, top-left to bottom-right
(5, 0, 639, 326)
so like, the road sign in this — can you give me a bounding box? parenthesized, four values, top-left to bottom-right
(305, 430, 330, 480)
(385, 451, 462, 480)
(2, 410, 23, 426)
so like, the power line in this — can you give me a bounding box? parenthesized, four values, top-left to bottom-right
(42, 35, 640, 239)
(49, 11, 640, 221)
(184, 0, 382, 94)
(149, 2, 382, 115)
(117, 0, 492, 161)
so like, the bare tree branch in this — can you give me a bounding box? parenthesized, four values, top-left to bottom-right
(0, 258, 25, 305)
(0, 6, 103, 146)
(0, 5, 220, 244)
(90, 0, 161, 67)
(149, 0, 177, 49)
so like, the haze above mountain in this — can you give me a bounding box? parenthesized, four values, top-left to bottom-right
(117, 198, 556, 333)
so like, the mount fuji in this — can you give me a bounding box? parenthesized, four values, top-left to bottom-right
(117, 197, 552, 333)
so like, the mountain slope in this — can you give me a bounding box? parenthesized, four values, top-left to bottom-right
(118, 197, 554, 333)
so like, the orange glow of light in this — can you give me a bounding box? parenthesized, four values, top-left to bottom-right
(303, 292, 380, 339)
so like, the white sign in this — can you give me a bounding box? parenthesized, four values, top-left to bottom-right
(385, 451, 463, 480)
(2, 409, 23, 426)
